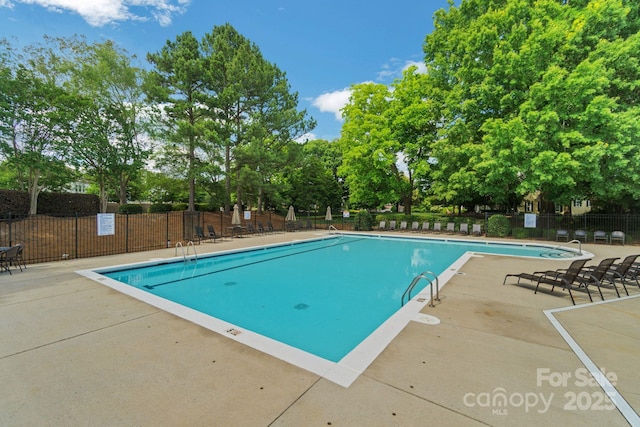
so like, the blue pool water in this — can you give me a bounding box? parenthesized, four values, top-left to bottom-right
(100, 234, 579, 362)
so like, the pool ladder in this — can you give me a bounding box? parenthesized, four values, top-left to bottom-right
(544, 239, 582, 256)
(175, 241, 198, 262)
(401, 271, 439, 307)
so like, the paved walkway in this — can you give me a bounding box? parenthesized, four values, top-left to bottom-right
(1, 231, 638, 426)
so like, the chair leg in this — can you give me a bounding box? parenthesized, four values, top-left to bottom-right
(592, 282, 605, 301)
(1, 262, 12, 275)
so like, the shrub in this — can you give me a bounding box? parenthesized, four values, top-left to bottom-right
(487, 214, 511, 237)
(172, 203, 188, 211)
(148, 203, 173, 213)
(0, 190, 30, 214)
(118, 204, 143, 214)
(511, 227, 543, 239)
(354, 210, 373, 231)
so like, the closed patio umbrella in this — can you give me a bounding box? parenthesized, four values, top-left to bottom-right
(285, 205, 296, 222)
(232, 204, 242, 226)
(325, 206, 332, 221)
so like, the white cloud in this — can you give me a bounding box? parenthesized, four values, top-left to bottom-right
(6, 0, 190, 27)
(294, 132, 316, 143)
(311, 88, 352, 121)
(403, 60, 427, 74)
(377, 58, 427, 81)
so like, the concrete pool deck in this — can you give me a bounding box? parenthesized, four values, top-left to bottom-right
(1, 231, 638, 426)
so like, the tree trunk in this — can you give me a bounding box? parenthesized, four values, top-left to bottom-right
(257, 185, 264, 214)
(118, 176, 128, 205)
(236, 169, 242, 209)
(28, 172, 40, 215)
(99, 180, 108, 213)
(188, 138, 196, 212)
(224, 142, 231, 212)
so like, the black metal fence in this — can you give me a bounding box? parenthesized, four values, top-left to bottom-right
(502, 213, 640, 244)
(0, 210, 282, 265)
(2, 211, 637, 266)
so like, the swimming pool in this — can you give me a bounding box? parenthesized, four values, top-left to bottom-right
(78, 233, 587, 386)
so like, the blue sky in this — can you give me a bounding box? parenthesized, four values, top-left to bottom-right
(0, 0, 452, 141)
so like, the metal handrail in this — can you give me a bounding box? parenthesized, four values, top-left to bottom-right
(545, 239, 582, 256)
(174, 242, 185, 259)
(401, 270, 440, 307)
(567, 239, 582, 255)
(186, 241, 198, 261)
(328, 225, 338, 233)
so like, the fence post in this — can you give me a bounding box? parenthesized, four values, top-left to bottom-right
(8, 212, 13, 246)
(75, 213, 79, 259)
(166, 211, 170, 248)
(125, 213, 129, 253)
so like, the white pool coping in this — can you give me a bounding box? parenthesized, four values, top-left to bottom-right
(77, 233, 591, 388)
(544, 295, 640, 425)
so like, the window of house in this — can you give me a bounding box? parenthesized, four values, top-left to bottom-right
(524, 201, 533, 212)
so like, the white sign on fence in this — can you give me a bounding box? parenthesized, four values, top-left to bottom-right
(524, 213, 537, 228)
(97, 213, 115, 236)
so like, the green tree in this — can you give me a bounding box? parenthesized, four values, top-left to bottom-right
(424, 0, 640, 212)
(0, 56, 72, 214)
(63, 39, 150, 211)
(339, 82, 402, 210)
(200, 23, 315, 212)
(286, 155, 343, 214)
(242, 61, 316, 213)
(387, 67, 439, 214)
(146, 31, 209, 212)
(141, 169, 190, 204)
(200, 24, 264, 212)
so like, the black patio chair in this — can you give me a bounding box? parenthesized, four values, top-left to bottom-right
(194, 225, 206, 243)
(206, 225, 220, 242)
(556, 229, 569, 241)
(503, 259, 589, 305)
(0, 245, 22, 275)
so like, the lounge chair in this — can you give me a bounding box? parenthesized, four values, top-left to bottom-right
(574, 229, 588, 242)
(15, 243, 27, 270)
(206, 225, 220, 242)
(593, 230, 608, 244)
(472, 224, 482, 236)
(411, 221, 420, 232)
(459, 223, 469, 235)
(266, 221, 276, 233)
(0, 245, 22, 275)
(306, 219, 313, 230)
(556, 229, 569, 241)
(256, 222, 265, 233)
(421, 222, 430, 233)
(194, 225, 206, 242)
(610, 231, 625, 245)
(446, 222, 455, 234)
(433, 222, 442, 233)
(588, 254, 640, 296)
(246, 223, 256, 234)
(399, 221, 408, 231)
(503, 259, 589, 305)
(388, 220, 396, 231)
(378, 220, 386, 230)
(578, 257, 620, 300)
